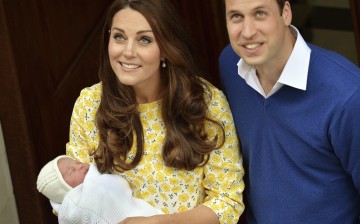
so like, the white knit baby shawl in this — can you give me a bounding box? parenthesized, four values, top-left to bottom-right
(51, 164, 163, 224)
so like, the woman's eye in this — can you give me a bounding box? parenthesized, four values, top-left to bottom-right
(113, 33, 124, 41)
(139, 37, 151, 45)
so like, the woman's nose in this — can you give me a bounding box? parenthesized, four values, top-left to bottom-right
(123, 41, 136, 58)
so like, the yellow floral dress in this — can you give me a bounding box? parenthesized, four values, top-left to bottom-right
(66, 81, 245, 224)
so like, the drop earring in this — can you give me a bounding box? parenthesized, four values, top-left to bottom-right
(161, 59, 166, 68)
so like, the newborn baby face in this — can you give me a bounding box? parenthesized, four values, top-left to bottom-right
(58, 157, 90, 188)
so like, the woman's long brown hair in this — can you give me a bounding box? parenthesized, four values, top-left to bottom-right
(94, 0, 224, 173)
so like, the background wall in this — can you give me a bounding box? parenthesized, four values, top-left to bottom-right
(292, 0, 358, 65)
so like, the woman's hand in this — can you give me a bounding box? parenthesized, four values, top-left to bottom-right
(117, 205, 219, 224)
(117, 215, 172, 224)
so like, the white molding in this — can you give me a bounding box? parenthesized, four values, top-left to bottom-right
(0, 122, 20, 224)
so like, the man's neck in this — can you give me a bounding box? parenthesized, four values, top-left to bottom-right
(255, 27, 297, 95)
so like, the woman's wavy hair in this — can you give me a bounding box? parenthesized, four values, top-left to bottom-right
(94, 0, 224, 173)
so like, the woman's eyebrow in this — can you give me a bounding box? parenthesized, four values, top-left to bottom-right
(111, 27, 153, 35)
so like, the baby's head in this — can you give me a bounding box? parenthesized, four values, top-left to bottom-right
(36, 155, 90, 203)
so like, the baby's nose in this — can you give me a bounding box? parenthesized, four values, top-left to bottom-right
(79, 163, 90, 170)
(76, 163, 84, 169)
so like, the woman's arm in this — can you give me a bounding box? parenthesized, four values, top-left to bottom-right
(66, 83, 102, 163)
(200, 83, 245, 224)
(118, 205, 219, 224)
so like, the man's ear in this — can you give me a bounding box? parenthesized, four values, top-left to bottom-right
(282, 1, 292, 26)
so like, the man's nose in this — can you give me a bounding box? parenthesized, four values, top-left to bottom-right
(242, 18, 257, 38)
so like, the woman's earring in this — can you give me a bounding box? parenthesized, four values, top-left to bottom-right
(161, 59, 166, 68)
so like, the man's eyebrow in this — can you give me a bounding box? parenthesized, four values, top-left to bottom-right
(226, 5, 267, 16)
(252, 6, 267, 11)
(226, 9, 240, 16)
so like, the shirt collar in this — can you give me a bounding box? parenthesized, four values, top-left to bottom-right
(237, 25, 311, 92)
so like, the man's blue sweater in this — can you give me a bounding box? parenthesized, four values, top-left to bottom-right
(219, 43, 360, 224)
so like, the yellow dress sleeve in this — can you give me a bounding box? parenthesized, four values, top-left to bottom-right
(65, 83, 102, 163)
(201, 83, 245, 224)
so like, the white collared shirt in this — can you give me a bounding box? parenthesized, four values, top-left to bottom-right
(237, 26, 311, 98)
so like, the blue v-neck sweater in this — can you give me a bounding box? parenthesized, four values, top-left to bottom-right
(219, 43, 360, 224)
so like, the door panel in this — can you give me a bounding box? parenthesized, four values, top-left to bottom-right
(0, 0, 111, 223)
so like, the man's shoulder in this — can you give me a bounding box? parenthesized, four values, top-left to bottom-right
(219, 44, 240, 63)
(308, 43, 358, 68)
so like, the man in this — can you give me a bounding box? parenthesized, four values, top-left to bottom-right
(219, 0, 360, 223)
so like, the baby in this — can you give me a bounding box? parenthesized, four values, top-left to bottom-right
(37, 155, 163, 224)
(37, 155, 89, 203)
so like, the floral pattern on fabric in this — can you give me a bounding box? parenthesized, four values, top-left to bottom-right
(66, 80, 245, 224)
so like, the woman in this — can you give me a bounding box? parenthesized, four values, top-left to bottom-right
(66, 0, 244, 223)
